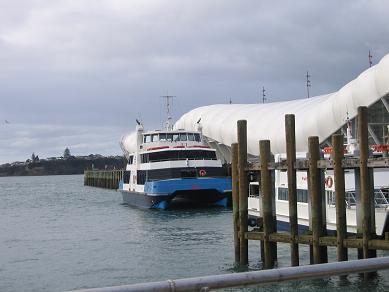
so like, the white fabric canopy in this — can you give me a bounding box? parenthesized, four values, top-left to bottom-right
(174, 54, 389, 156)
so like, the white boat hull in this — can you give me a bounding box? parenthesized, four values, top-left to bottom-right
(248, 196, 389, 236)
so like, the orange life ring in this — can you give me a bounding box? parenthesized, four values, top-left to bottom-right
(325, 176, 333, 188)
(199, 169, 207, 177)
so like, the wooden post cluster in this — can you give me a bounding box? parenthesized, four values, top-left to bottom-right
(232, 106, 389, 272)
(84, 170, 123, 189)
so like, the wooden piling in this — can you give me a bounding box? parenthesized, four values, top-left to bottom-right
(230, 111, 389, 276)
(260, 140, 277, 269)
(332, 134, 348, 262)
(357, 106, 376, 260)
(231, 143, 240, 265)
(237, 120, 249, 266)
(285, 114, 299, 266)
(308, 136, 327, 264)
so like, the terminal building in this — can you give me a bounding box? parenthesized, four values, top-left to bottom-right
(174, 54, 389, 162)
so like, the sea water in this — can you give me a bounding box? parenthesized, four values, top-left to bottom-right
(0, 175, 388, 291)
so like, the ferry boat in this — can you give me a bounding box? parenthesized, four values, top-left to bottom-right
(247, 167, 389, 236)
(118, 121, 232, 209)
(247, 119, 389, 237)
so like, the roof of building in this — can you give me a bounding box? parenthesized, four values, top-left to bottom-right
(174, 54, 389, 156)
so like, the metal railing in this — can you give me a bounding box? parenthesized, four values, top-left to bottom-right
(70, 256, 389, 292)
(327, 189, 389, 208)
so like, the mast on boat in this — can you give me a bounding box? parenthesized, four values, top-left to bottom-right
(345, 112, 359, 155)
(161, 94, 175, 131)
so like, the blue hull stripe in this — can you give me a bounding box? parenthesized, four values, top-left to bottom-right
(144, 177, 232, 195)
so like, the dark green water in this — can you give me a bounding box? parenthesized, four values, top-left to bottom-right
(0, 175, 388, 291)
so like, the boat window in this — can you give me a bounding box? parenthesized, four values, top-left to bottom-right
(141, 150, 217, 163)
(173, 134, 180, 142)
(166, 133, 173, 141)
(123, 171, 131, 184)
(278, 188, 308, 203)
(297, 189, 308, 203)
(159, 133, 167, 141)
(151, 134, 159, 142)
(137, 171, 146, 185)
(194, 133, 201, 142)
(128, 155, 134, 165)
(141, 154, 149, 163)
(249, 184, 260, 197)
(188, 133, 195, 141)
(144, 135, 151, 143)
(345, 191, 357, 207)
(180, 133, 187, 141)
(278, 188, 288, 201)
(326, 190, 335, 205)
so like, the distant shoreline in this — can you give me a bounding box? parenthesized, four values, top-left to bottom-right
(0, 155, 126, 177)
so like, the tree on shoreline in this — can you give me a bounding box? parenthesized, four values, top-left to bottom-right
(63, 147, 71, 159)
(31, 152, 39, 163)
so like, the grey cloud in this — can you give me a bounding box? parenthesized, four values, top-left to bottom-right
(0, 0, 389, 163)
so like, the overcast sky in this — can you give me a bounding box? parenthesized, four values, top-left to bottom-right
(1, 0, 389, 164)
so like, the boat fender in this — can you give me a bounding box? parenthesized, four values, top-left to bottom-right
(325, 176, 333, 188)
(199, 169, 207, 177)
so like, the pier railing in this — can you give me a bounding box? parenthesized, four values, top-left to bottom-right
(232, 106, 389, 272)
(71, 256, 389, 292)
(84, 170, 123, 189)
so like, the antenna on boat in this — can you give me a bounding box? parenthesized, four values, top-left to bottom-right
(262, 86, 266, 104)
(306, 71, 311, 98)
(369, 50, 373, 67)
(161, 94, 176, 131)
(346, 111, 353, 146)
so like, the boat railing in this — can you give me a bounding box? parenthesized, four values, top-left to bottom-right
(146, 157, 219, 163)
(327, 189, 389, 209)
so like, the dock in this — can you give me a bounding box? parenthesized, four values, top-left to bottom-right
(232, 106, 389, 273)
(84, 170, 123, 189)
